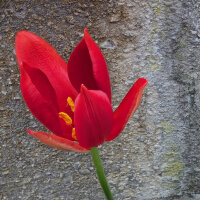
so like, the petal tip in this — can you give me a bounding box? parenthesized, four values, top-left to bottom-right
(80, 84, 88, 92)
(139, 77, 148, 84)
(27, 129, 34, 136)
(16, 30, 31, 40)
(16, 31, 39, 45)
(84, 28, 89, 35)
(137, 78, 148, 88)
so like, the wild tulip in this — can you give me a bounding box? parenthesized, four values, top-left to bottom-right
(15, 29, 147, 200)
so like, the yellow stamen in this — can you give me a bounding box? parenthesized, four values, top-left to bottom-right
(72, 128, 77, 140)
(67, 97, 75, 112)
(58, 112, 72, 125)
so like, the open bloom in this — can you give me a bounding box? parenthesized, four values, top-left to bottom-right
(15, 29, 147, 152)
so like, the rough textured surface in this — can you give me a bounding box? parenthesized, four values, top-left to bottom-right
(0, 0, 199, 199)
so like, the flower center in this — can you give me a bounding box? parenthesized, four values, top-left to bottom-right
(58, 97, 77, 140)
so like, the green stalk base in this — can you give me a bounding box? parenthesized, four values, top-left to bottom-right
(90, 147, 114, 200)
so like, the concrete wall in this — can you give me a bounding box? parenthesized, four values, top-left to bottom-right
(0, 0, 199, 199)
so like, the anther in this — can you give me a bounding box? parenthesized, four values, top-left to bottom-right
(58, 112, 72, 125)
(67, 97, 75, 112)
(72, 128, 77, 140)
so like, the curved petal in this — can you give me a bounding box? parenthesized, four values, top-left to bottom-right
(68, 38, 98, 92)
(28, 130, 89, 152)
(106, 78, 148, 141)
(84, 29, 111, 101)
(22, 62, 59, 109)
(68, 29, 111, 101)
(20, 68, 72, 138)
(15, 31, 77, 113)
(74, 85, 113, 148)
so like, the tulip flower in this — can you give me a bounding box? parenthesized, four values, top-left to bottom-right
(15, 29, 147, 200)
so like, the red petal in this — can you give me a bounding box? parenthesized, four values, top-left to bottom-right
(74, 85, 113, 148)
(20, 68, 64, 136)
(68, 29, 111, 101)
(28, 130, 89, 152)
(22, 62, 59, 109)
(106, 78, 148, 141)
(15, 31, 77, 113)
(68, 38, 98, 92)
(84, 29, 111, 101)
(21, 62, 73, 139)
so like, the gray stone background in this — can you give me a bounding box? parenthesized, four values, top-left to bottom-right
(0, 0, 199, 199)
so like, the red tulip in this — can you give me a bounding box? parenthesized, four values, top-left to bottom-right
(15, 29, 147, 152)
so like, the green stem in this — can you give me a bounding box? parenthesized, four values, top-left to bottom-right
(90, 147, 114, 200)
